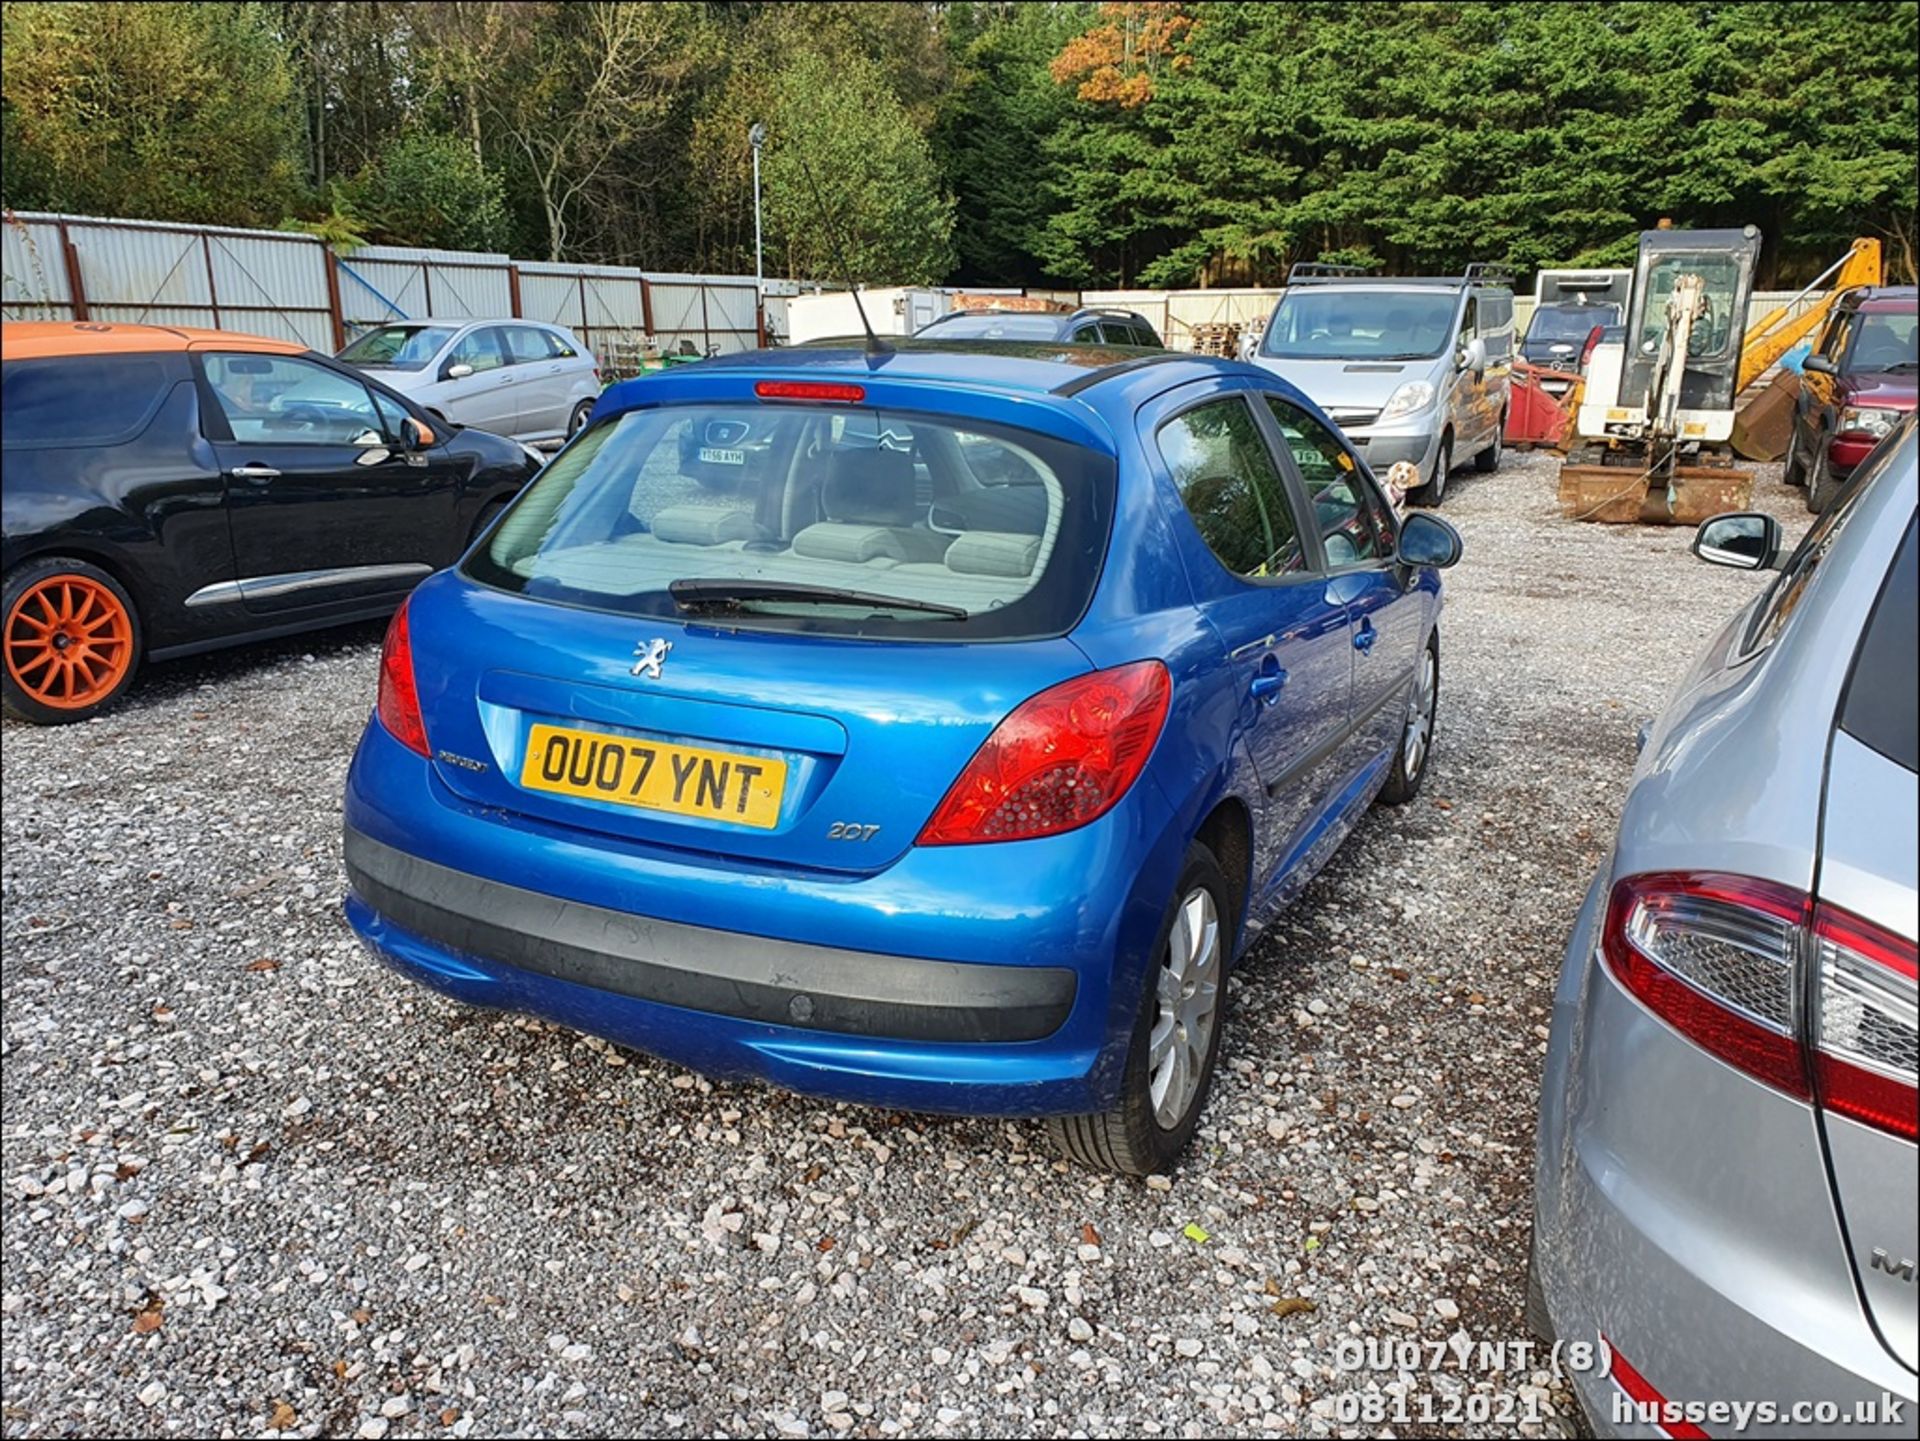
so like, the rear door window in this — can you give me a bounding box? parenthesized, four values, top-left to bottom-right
(1839, 519, 1918, 772)
(2, 355, 176, 447)
(1156, 396, 1310, 579)
(466, 403, 1111, 641)
(503, 327, 555, 366)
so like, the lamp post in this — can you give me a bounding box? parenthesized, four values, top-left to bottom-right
(749, 122, 766, 345)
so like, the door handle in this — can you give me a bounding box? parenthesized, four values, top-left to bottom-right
(1249, 666, 1288, 705)
(229, 464, 281, 484)
(1353, 621, 1378, 653)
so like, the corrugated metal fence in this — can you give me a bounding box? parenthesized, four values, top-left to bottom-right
(3, 210, 777, 371)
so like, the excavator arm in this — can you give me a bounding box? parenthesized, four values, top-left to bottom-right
(1737, 237, 1883, 392)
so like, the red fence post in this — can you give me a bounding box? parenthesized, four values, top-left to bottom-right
(324, 248, 347, 351)
(57, 220, 88, 321)
(509, 264, 522, 318)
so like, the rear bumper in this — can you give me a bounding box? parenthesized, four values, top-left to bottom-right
(1533, 872, 1916, 1438)
(342, 718, 1188, 1116)
(346, 826, 1075, 1042)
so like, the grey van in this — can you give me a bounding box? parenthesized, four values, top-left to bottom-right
(1251, 264, 1515, 506)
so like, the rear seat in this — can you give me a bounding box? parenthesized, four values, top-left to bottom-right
(792, 447, 952, 565)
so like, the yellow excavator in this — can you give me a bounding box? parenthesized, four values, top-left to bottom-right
(1557, 230, 1885, 523)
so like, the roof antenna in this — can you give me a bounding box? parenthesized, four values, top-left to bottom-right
(793, 145, 892, 359)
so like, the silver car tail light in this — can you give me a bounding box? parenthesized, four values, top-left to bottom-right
(1603, 872, 1811, 1098)
(1603, 873, 1919, 1141)
(1812, 903, 1919, 1142)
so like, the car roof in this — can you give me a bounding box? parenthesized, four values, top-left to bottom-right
(698, 339, 1224, 396)
(1850, 286, 1918, 313)
(1, 321, 308, 361)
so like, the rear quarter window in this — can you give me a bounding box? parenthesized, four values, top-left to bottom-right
(1839, 519, 1917, 772)
(2, 355, 176, 447)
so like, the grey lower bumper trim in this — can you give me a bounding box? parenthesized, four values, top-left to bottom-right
(344, 828, 1076, 1043)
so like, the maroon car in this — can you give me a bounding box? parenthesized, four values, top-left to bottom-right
(1787, 284, 1919, 512)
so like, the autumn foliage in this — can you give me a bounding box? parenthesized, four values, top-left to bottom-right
(1048, 2, 1193, 109)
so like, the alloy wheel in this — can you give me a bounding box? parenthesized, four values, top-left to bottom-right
(1403, 644, 1437, 779)
(1148, 887, 1222, 1128)
(4, 575, 135, 711)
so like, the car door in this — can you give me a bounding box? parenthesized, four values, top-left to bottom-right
(1150, 390, 1354, 880)
(198, 351, 461, 615)
(436, 326, 518, 436)
(1449, 294, 1488, 450)
(500, 324, 568, 438)
(1261, 394, 1426, 771)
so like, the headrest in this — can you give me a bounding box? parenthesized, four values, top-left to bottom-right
(945, 530, 1041, 578)
(651, 505, 761, 547)
(822, 444, 915, 525)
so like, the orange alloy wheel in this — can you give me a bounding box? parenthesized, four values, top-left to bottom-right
(4, 574, 136, 710)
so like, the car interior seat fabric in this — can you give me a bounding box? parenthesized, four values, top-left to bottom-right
(651, 505, 764, 547)
(792, 444, 951, 564)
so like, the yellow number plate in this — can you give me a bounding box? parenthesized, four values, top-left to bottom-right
(520, 723, 787, 829)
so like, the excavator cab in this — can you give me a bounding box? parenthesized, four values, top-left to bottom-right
(1617, 228, 1762, 417)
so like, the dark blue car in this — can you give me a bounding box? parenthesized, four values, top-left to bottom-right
(342, 340, 1462, 1174)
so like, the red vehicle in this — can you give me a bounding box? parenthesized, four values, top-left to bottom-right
(1786, 285, 1918, 512)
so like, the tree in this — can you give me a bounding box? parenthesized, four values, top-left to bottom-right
(762, 49, 956, 284)
(342, 130, 511, 253)
(1, 1, 303, 226)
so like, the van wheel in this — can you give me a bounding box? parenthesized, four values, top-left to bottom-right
(1378, 632, 1438, 805)
(1047, 842, 1232, 1176)
(1409, 436, 1452, 507)
(3, 558, 143, 725)
(1475, 415, 1504, 472)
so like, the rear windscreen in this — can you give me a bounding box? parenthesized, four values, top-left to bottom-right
(465, 403, 1112, 641)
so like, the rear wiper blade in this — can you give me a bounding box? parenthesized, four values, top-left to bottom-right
(670, 578, 968, 619)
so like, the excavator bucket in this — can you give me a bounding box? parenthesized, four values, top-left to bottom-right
(1557, 461, 1753, 524)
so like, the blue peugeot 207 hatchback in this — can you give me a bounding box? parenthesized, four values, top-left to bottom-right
(342, 340, 1462, 1173)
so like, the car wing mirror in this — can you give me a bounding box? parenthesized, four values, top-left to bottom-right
(1457, 337, 1488, 374)
(1396, 513, 1463, 569)
(401, 417, 437, 451)
(1692, 511, 1781, 571)
(1802, 354, 1837, 377)
(443, 362, 474, 381)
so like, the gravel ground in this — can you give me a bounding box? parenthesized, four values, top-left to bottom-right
(2, 451, 1811, 1440)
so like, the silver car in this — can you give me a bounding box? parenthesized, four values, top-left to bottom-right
(337, 319, 600, 445)
(1250, 265, 1514, 507)
(1532, 421, 1918, 1436)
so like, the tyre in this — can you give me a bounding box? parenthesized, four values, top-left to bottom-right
(1806, 440, 1841, 515)
(1047, 842, 1233, 1176)
(1473, 415, 1504, 473)
(1377, 631, 1439, 805)
(567, 400, 594, 437)
(1523, 1232, 1553, 1343)
(1408, 435, 1452, 507)
(1781, 424, 1807, 487)
(3, 557, 143, 725)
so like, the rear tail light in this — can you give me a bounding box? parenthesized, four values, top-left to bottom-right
(1602, 872, 1918, 1139)
(375, 598, 431, 758)
(918, 661, 1170, 845)
(1812, 904, 1919, 1141)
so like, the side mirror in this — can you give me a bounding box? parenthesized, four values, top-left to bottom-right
(443, 362, 475, 381)
(401, 417, 437, 451)
(1803, 354, 1837, 377)
(1456, 337, 1487, 374)
(1396, 513, 1463, 569)
(1692, 511, 1781, 571)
